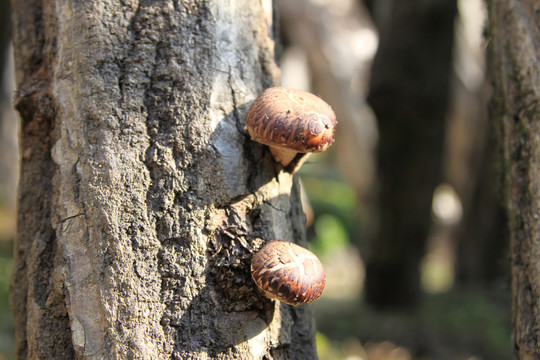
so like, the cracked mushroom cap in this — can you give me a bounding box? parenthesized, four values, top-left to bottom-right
(245, 87, 337, 165)
(251, 240, 326, 305)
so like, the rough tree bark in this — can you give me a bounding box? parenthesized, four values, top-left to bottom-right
(10, 1, 318, 359)
(487, 0, 540, 358)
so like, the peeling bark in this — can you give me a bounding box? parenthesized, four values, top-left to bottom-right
(487, 0, 540, 358)
(10, 1, 318, 359)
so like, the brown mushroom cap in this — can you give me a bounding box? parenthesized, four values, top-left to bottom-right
(251, 240, 326, 305)
(245, 87, 337, 161)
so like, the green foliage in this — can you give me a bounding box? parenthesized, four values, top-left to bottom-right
(422, 290, 512, 358)
(300, 172, 366, 255)
(301, 177, 357, 213)
(0, 255, 14, 360)
(316, 332, 347, 360)
(0, 256, 10, 308)
(311, 214, 349, 257)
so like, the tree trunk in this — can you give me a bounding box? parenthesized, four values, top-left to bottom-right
(365, 0, 456, 308)
(487, 0, 540, 358)
(454, 130, 508, 286)
(10, 1, 318, 359)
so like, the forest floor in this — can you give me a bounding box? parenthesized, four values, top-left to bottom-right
(314, 246, 511, 360)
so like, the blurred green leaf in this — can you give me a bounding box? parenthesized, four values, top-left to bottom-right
(316, 331, 346, 360)
(0, 256, 11, 308)
(0, 255, 14, 360)
(301, 177, 357, 213)
(311, 214, 349, 257)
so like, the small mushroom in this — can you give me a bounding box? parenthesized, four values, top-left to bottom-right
(251, 240, 326, 305)
(245, 87, 337, 170)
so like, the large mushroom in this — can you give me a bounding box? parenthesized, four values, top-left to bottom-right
(245, 87, 337, 171)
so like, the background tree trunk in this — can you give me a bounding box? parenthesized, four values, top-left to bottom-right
(487, 0, 540, 358)
(0, 0, 15, 208)
(454, 131, 508, 286)
(10, 1, 319, 359)
(365, 0, 457, 308)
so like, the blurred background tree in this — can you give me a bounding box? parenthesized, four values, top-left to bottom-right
(365, 0, 456, 309)
(280, 0, 511, 359)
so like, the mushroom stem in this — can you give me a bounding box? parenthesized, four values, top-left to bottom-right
(269, 146, 300, 167)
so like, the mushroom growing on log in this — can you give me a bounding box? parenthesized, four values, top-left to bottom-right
(251, 240, 326, 305)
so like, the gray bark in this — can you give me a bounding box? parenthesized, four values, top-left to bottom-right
(487, 0, 540, 358)
(10, 1, 318, 359)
